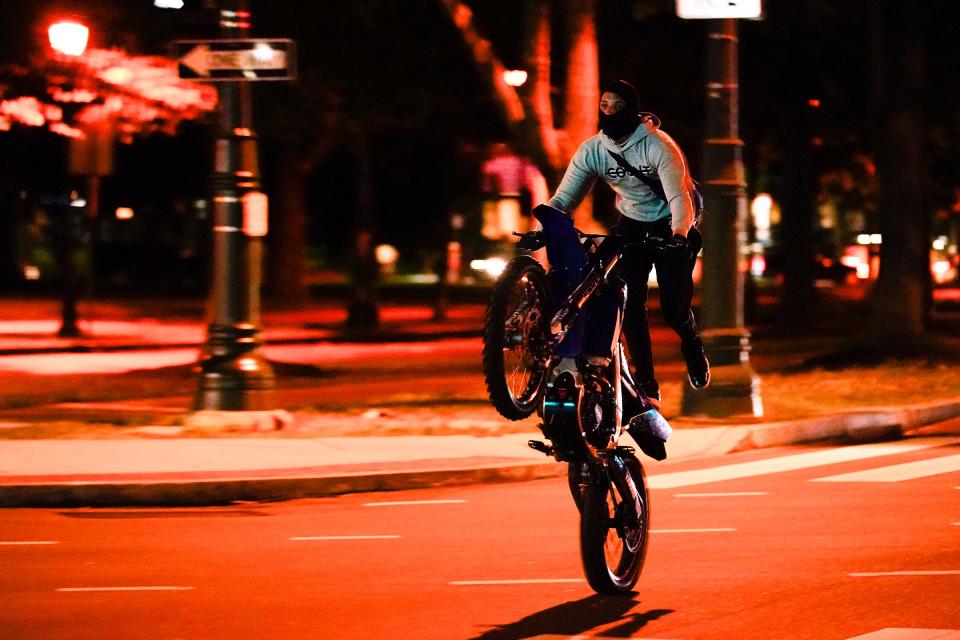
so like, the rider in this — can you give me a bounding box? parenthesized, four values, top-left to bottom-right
(543, 79, 710, 408)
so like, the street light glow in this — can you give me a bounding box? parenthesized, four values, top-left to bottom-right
(154, 0, 185, 8)
(503, 70, 528, 87)
(48, 21, 89, 57)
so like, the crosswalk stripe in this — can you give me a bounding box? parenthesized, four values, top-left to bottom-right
(845, 627, 960, 639)
(813, 453, 960, 483)
(850, 571, 960, 577)
(289, 535, 401, 541)
(647, 437, 960, 489)
(449, 579, 584, 585)
(674, 492, 768, 497)
(363, 499, 466, 507)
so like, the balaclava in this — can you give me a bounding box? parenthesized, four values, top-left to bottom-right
(598, 79, 641, 140)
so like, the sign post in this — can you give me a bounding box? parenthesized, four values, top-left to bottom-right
(181, 5, 295, 413)
(678, 2, 763, 417)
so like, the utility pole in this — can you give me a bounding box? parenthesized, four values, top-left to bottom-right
(193, 0, 275, 410)
(677, 8, 763, 417)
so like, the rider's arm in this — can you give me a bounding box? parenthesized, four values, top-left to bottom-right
(653, 134, 696, 237)
(547, 142, 598, 215)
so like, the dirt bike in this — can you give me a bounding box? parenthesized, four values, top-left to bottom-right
(482, 204, 673, 594)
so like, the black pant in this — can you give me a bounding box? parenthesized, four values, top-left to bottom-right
(614, 216, 700, 385)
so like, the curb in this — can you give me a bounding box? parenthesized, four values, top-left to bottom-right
(0, 461, 565, 508)
(1, 400, 957, 508)
(730, 399, 960, 451)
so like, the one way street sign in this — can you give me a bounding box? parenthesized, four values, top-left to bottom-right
(175, 39, 296, 81)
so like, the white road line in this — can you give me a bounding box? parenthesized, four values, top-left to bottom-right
(845, 628, 960, 639)
(289, 535, 401, 541)
(0, 541, 59, 546)
(449, 579, 584, 585)
(647, 438, 960, 489)
(56, 586, 194, 592)
(813, 453, 960, 483)
(363, 499, 466, 507)
(849, 571, 960, 577)
(651, 528, 736, 533)
(674, 492, 768, 497)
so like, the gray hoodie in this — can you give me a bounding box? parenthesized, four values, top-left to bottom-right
(547, 116, 696, 234)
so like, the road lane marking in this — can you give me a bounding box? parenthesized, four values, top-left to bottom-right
(651, 528, 736, 533)
(849, 571, 960, 577)
(812, 453, 960, 483)
(289, 535, 401, 541)
(449, 579, 584, 585)
(56, 586, 194, 592)
(0, 541, 59, 545)
(647, 438, 960, 489)
(845, 628, 960, 639)
(674, 492, 768, 497)
(363, 499, 466, 507)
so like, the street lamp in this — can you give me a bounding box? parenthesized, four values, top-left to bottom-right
(47, 19, 93, 338)
(48, 21, 89, 57)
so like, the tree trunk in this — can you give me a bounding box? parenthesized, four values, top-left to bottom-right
(439, 0, 603, 217)
(347, 130, 380, 329)
(518, 0, 562, 185)
(268, 144, 310, 303)
(869, 1, 927, 341)
(562, 0, 601, 231)
(778, 97, 817, 330)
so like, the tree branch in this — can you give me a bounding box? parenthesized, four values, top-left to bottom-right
(437, 0, 525, 136)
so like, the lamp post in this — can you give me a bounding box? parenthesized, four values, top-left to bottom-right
(192, 0, 275, 410)
(48, 20, 90, 339)
(678, 7, 763, 418)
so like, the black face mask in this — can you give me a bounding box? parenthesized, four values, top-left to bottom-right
(598, 108, 640, 140)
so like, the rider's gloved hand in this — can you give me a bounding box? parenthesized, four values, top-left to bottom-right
(665, 233, 689, 250)
(665, 233, 691, 257)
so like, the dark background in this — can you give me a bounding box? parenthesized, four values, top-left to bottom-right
(0, 0, 958, 292)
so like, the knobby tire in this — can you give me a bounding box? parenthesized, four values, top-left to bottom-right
(482, 256, 550, 420)
(579, 454, 649, 594)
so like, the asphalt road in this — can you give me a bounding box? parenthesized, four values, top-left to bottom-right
(2, 432, 958, 640)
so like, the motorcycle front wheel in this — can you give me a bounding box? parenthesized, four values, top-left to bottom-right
(579, 454, 649, 594)
(482, 255, 551, 420)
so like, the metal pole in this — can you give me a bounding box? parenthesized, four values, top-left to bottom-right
(681, 18, 762, 418)
(193, 0, 274, 410)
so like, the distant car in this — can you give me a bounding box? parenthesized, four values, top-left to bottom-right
(751, 249, 858, 284)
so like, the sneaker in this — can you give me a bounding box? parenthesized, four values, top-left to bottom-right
(681, 337, 711, 389)
(627, 407, 672, 461)
(637, 379, 661, 410)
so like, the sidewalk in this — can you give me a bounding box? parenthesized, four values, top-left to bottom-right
(2, 400, 959, 508)
(1, 296, 959, 508)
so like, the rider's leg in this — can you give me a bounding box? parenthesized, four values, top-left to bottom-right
(655, 243, 710, 389)
(617, 245, 660, 404)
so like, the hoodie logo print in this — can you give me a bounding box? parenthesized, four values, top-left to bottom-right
(606, 167, 627, 179)
(605, 164, 655, 180)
